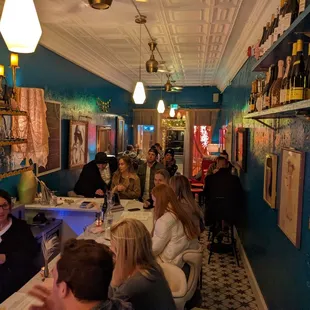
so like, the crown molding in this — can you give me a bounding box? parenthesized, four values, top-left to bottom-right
(40, 25, 135, 93)
(215, 0, 279, 92)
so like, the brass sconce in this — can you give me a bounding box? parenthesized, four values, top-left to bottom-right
(10, 53, 19, 99)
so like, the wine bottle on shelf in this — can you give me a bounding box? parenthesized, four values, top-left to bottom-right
(282, 0, 299, 33)
(305, 43, 310, 100)
(278, 0, 285, 36)
(271, 60, 284, 107)
(262, 65, 276, 110)
(267, 14, 276, 50)
(262, 22, 270, 54)
(256, 77, 264, 112)
(290, 39, 305, 103)
(273, 8, 280, 43)
(285, 42, 297, 104)
(269, 63, 278, 103)
(299, 0, 307, 14)
(280, 56, 292, 104)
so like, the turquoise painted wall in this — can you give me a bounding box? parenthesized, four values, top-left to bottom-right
(221, 58, 310, 309)
(0, 37, 132, 196)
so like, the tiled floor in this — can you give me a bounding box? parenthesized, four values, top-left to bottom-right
(198, 231, 259, 310)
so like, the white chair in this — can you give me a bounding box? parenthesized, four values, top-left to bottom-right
(160, 246, 203, 310)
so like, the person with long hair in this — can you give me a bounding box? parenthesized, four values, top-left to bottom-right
(169, 175, 204, 234)
(111, 156, 141, 199)
(109, 218, 176, 310)
(152, 184, 200, 268)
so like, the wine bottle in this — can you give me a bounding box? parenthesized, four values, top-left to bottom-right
(273, 8, 280, 43)
(269, 63, 278, 104)
(272, 60, 284, 107)
(283, 0, 299, 33)
(290, 39, 305, 103)
(263, 65, 276, 110)
(299, 0, 306, 14)
(278, 0, 285, 36)
(285, 42, 297, 104)
(280, 56, 292, 104)
(305, 43, 310, 100)
(262, 22, 270, 54)
(267, 14, 276, 50)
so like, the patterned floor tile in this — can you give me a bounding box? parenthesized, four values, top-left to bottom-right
(195, 231, 259, 310)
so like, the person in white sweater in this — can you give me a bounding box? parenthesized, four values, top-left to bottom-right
(151, 184, 200, 268)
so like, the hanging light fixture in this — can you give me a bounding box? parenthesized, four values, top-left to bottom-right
(169, 107, 175, 118)
(157, 73, 165, 114)
(165, 76, 172, 92)
(133, 15, 146, 105)
(0, 0, 42, 53)
(88, 0, 113, 9)
(146, 41, 158, 73)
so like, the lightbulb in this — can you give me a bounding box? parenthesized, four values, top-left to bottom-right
(133, 81, 146, 104)
(169, 107, 175, 118)
(0, 0, 42, 53)
(177, 112, 181, 119)
(157, 99, 165, 113)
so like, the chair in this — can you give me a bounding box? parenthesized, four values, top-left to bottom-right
(161, 246, 203, 310)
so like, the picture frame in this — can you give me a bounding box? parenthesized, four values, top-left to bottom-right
(37, 100, 62, 176)
(69, 120, 88, 169)
(263, 154, 278, 209)
(278, 148, 305, 248)
(235, 128, 248, 171)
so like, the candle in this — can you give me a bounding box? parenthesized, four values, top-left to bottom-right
(10, 53, 19, 67)
(0, 65, 4, 76)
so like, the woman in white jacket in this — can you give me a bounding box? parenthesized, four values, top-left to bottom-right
(151, 184, 200, 268)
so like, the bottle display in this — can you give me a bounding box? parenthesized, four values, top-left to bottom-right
(262, 65, 276, 110)
(285, 42, 297, 104)
(271, 60, 284, 107)
(280, 56, 292, 104)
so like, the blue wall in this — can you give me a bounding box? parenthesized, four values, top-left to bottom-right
(220, 58, 310, 309)
(0, 37, 132, 196)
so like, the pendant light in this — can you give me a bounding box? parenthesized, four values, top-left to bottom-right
(146, 41, 158, 73)
(133, 15, 146, 105)
(0, 0, 42, 53)
(169, 107, 175, 118)
(157, 74, 165, 114)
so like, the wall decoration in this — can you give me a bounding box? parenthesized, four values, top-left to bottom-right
(263, 154, 278, 209)
(37, 100, 61, 176)
(97, 98, 111, 113)
(278, 148, 305, 248)
(117, 118, 124, 154)
(235, 127, 248, 171)
(69, 120, 88, 169)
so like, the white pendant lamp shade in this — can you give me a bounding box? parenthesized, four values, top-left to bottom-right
(157, 99, 165, 113)
(133, 81, 146, 104)
(169, 107, 175, 118)
(0, 0, 42, 53)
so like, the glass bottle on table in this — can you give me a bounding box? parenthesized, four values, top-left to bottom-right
(290, 39, 305, 104)
(271, 60, 284, 107)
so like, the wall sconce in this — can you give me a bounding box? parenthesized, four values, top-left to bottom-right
(10, 53, 19, 99)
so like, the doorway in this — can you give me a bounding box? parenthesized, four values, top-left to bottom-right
(97, 126, 113, 155)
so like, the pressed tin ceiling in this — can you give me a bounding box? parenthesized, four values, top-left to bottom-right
(0, 0, 278, 92)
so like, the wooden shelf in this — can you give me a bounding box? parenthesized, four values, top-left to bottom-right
(0, 109, 27, 116)
(253, 6, 310, 72)
(0, 165, 33, 180)
(0, 139, 27, 146)
(244, 99, 310, 120)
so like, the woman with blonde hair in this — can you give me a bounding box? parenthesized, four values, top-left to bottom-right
(152, 184, 200, 268)
(170, 175, 204, 234)
(109, 218, 176, 310)
(111, 156, 140, 199)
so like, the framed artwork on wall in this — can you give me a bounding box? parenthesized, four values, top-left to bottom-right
(263, 154, 278, 209)
(37, 100, 61, 176)
(69, 120, 88, 169)
(235, 128, 248, 172)
(278, 148, 305, 248)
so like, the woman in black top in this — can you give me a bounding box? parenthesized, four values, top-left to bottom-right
(0, 190, 38, 303)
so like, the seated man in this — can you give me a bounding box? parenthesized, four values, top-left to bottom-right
(162, 148, 178, 177)
(74, 152, 117, 197)
(206, 150, 235, 177)
(137, 148, 164, 201)
(28, 239, 132, 310)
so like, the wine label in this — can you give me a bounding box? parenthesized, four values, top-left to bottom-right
(273, 28, 278, 43)
(285, 89, 291, 102)
(299, 0, 306, 14)
(264, 96, 271, 108)
(280, 89, 286, 104)
(290, 87, 304, 101)
(293, 60, 301, 66)
(306, 88, 310, 100)
(283, 13, 292, 32)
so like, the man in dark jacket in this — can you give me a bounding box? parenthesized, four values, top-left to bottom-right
(137, 148, 164, 201)
(74, 152, 117, 198)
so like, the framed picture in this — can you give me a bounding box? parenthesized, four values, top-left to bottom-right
(37, 100, 61, 176)
(263, 154, 278, 209)
(69, 120, 88, 169)
(235, 128, 248, 171)
(278, 148, 305, 248)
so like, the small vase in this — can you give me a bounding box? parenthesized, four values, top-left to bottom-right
(17, 170, 37, 204)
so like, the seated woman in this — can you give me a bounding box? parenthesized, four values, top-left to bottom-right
(162, 148, 178, 177)
(112, 156, 141, 199)
(170, 175, 204, 234)
(143, 169, 170, 210)
(152, 184, 200, 268)
(0, 190, 38, 303)
(109, 218, 176, 310)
